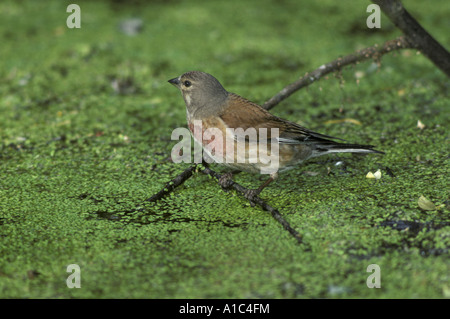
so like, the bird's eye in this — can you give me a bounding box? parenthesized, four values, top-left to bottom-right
(184, 80, 192, 87)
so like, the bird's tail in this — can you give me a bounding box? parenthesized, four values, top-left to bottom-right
(311, 142, 384, 158)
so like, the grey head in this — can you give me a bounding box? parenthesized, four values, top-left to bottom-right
(168, 71, 229, 118)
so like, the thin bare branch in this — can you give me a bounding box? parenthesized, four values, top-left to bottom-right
(372, 0, 450, 76)
(144, 164, 197, 202)
(200, 166, 304, 244)
(262, 36, 413, 110)
(142, 162, 303, 243)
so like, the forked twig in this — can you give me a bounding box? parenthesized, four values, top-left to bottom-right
(372, 0, 450, 76)
(144, 163, 303, 244)
(200, 166, 303, 244)
(262, 36, 413, 110)
(144, 164, 198, 203)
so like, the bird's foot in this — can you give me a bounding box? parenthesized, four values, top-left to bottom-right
(244, 189, 261, 207)
(218, 172, 234, 191)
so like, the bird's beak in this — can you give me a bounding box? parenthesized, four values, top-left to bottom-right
(168, 77, 180, 86)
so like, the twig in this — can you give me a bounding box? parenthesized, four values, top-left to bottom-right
(262, 36, 412, 110)
(143, 162, 303, 244)
(262, 1, 450, 111)
(372, 0, 450, 76)
(144, 164, 197, 202)
(200, 166, 303, 244)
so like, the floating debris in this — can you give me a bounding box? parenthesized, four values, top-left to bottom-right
(417, 120, 425, 130)
(418, 195, 436, 211)
(366, 169, 381, 179)
(324, 118, 362, 125)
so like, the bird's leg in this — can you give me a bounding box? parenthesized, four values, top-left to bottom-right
(218, 170, 241, 191)
(244, 172, 278, 206)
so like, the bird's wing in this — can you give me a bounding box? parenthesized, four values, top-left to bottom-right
(219, 93, 343, 145)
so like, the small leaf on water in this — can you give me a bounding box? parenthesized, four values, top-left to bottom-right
(366, 172, 375, 179)
(418, 195, 436, 211)
(417, 120, 425, 130)
(373, 169, 381, 180)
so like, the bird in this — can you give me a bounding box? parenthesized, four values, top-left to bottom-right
(168, 71, 384, 202)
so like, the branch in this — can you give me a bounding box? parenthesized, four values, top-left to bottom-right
(144, 163, 303, 244)
(144, 164, 197, 203)
(372, 0, 450, 76)
(262, 1, 450, 110)
(200, 166, 303, 244)
(262, 36, 412, 110)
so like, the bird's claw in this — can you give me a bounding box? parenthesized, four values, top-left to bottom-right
(244, 189, 260, 207)
(218, 172, 234, 191)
